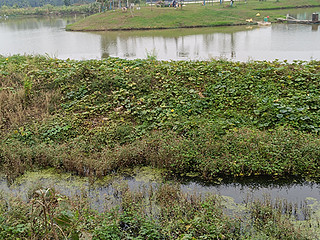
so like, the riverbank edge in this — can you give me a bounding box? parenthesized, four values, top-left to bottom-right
(254, 4, 320, 11)
(65, 22, 256, 32)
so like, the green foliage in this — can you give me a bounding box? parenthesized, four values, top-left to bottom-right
(1, 184, 313, 239)
(0, 2, 100, 15)
(246, 197, 310, 240)
(23, 75, 33, 102)
(64, 0, 71, 6)
(93, 222, 122, 240)
(0, 55, 320, 181)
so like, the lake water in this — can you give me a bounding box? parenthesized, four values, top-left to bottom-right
(0, 10, 319, 61)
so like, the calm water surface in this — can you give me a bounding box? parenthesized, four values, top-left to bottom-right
(1, 169, 320, 213)
(0, 10, 319, 61)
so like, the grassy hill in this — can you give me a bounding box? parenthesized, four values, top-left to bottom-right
(66, 0, 320, 31)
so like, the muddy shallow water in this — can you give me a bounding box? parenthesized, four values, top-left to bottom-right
(2, 167, 320, 239)
(1, 167, 320, 215)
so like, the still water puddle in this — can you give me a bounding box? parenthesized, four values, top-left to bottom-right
(1, 168, 320, 217)
(2, 168, 320, 237)
(1, 168, 320, 237)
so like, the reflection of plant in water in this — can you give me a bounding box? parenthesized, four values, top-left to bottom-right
(243, 194, 318, 239)
(1, 183, 319, 239)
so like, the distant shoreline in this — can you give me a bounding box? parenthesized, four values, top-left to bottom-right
(254, 4, 320, 10)
(66, 22, 255, 32)
(66, 0, 320, 32)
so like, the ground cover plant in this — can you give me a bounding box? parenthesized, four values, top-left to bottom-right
(0, 55, 319, 182)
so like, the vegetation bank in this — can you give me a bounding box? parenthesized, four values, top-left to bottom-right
(0, 55, 319, 182)
(1, 54, 320, 238)
(66, 0, 320, 31)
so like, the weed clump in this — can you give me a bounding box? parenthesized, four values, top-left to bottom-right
(0, 184, 316, 239)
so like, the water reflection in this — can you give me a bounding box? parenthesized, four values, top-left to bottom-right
(0, 15, 87, 32)
(98, 27, 255, 61)
(0, 16, 102, 59)
(1, 170, 320, 215)
(290, 10, 320, 20)
(0, 10, 319, 61)
(98, 23, 320, 61)
(312, 24, 319, 31)
(1, 17, 66, 31)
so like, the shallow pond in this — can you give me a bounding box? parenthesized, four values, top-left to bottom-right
(1, 168, 320, 237)
(0, 8, 319, 61)
(1, 168, 320, 218)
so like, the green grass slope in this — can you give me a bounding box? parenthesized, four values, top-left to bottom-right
(66, 0, 320, 31)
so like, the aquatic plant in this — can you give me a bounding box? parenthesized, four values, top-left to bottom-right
(0, 183, 317, 239)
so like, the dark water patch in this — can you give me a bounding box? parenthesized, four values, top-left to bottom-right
(179, 176, 320, 220)
(178, 175, 320, 204)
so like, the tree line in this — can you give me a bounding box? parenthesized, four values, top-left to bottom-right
(0, 0, 95, 7)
